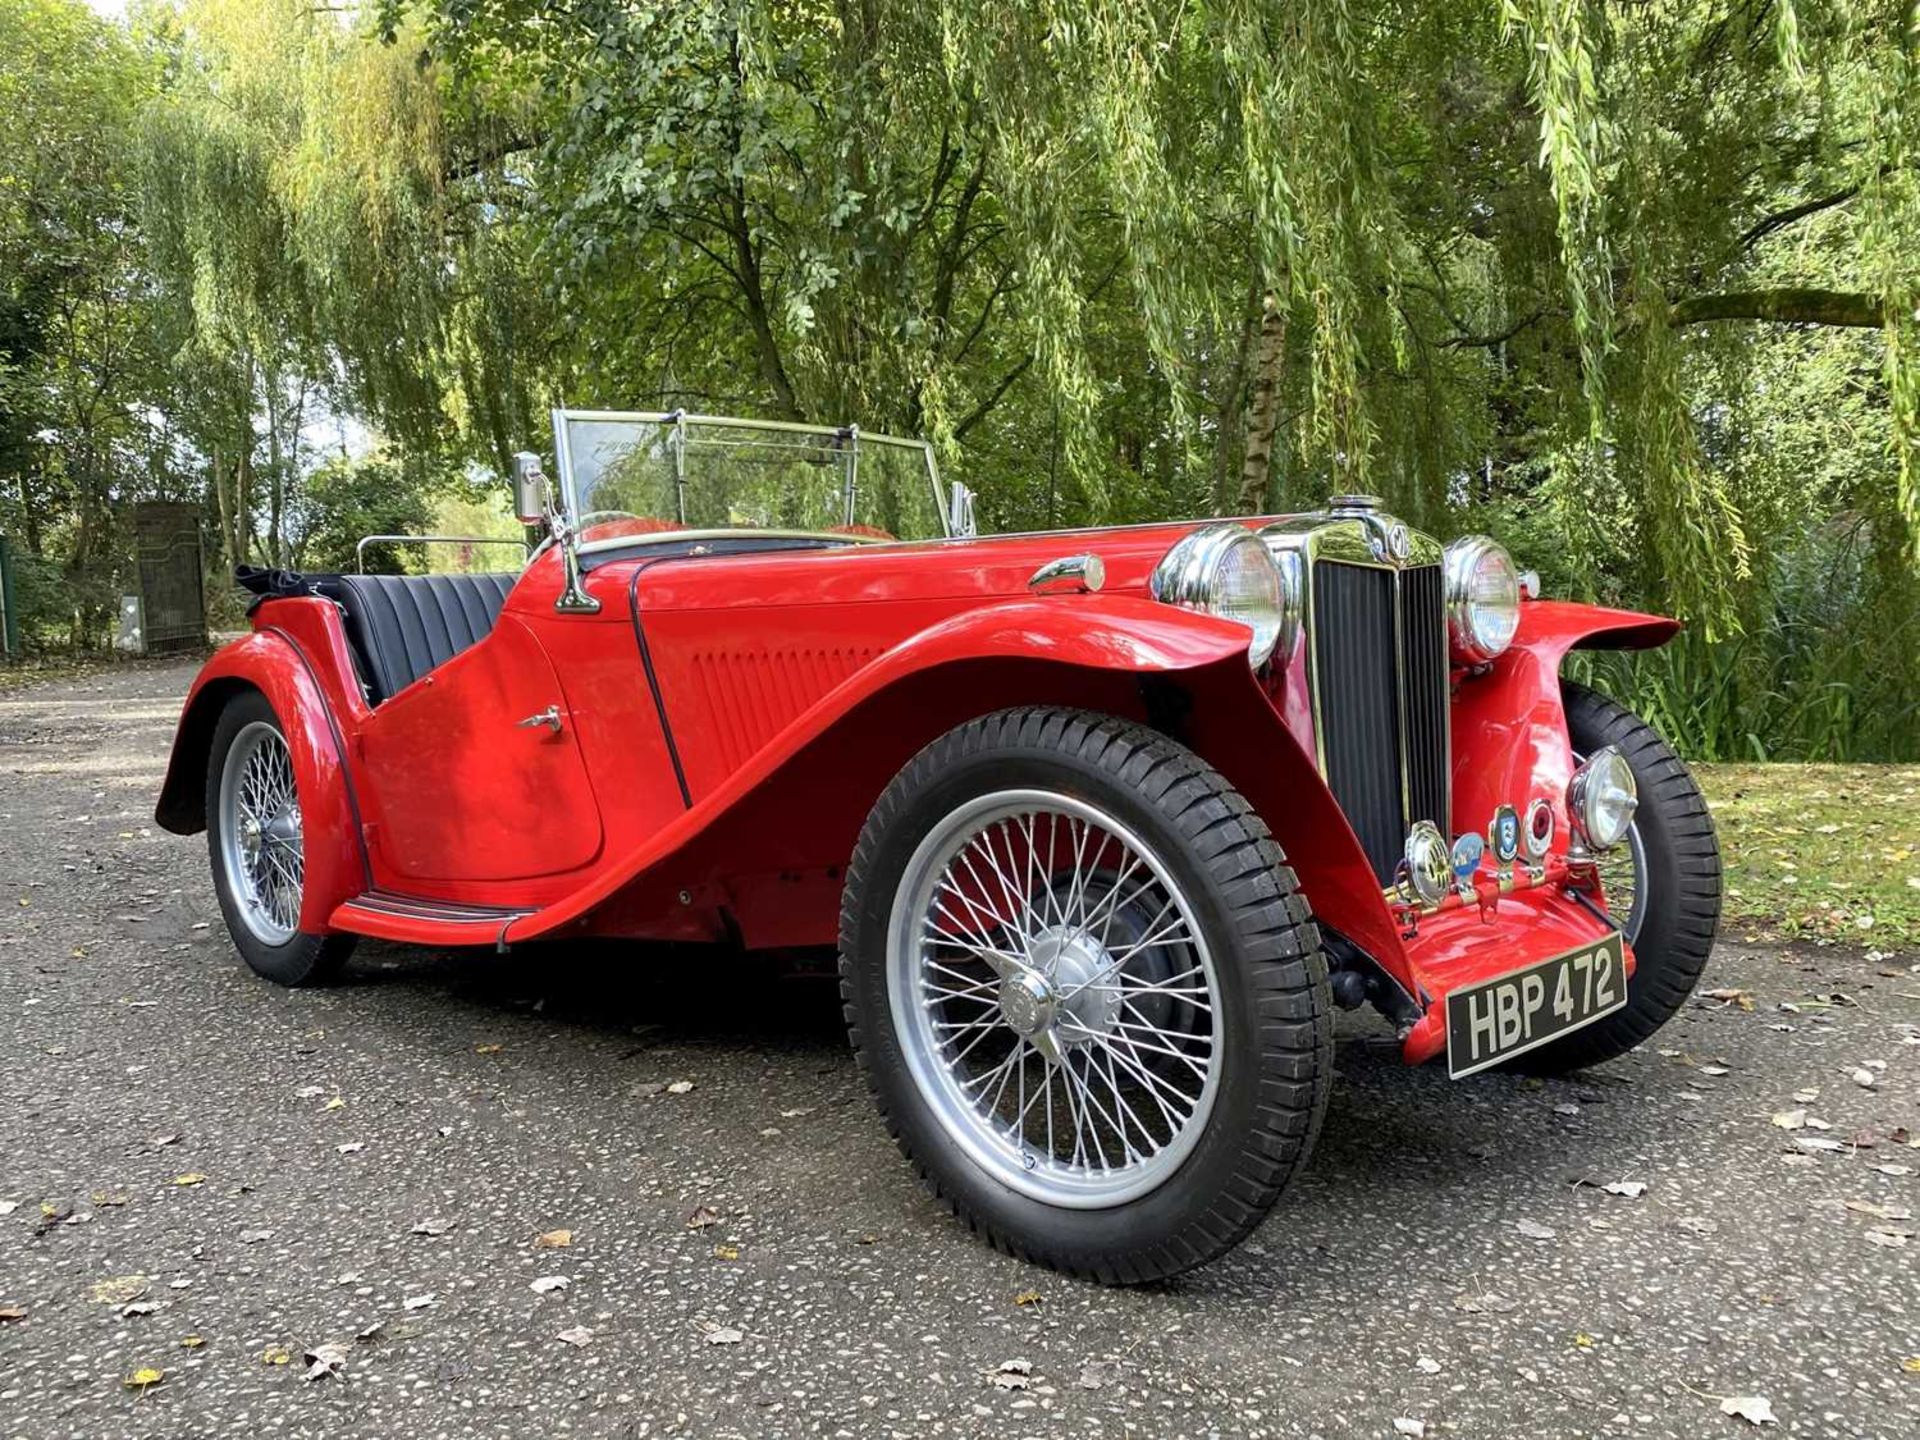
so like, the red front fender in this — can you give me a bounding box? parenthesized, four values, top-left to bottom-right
(1452, 598, 1679, 847)
(156, 630, 369, 934)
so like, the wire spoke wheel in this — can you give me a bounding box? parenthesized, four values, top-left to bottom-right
(217, 720, 304, 946)
(888, 789, 1222, 1208)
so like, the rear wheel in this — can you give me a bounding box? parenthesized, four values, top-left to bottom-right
(839, 707, 1331, 1283)
(1519, 682, 1721, 1073)
(205, 692, 356, 987)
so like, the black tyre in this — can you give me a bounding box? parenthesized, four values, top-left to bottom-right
(205, 691, 357, 987)
(1520, 681, 1721, 1073)
(838, 707, 1331, 1283)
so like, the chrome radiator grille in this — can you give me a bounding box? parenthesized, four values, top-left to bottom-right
(1310, 560, 1450, 882)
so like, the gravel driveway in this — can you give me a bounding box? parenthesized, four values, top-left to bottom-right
(1, 660, 1916, 1439)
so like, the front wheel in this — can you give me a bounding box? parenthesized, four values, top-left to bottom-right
(838, 708, 1331, 1283)
(1520, 681, 1722, 1073)
(205, 691, 357, 987)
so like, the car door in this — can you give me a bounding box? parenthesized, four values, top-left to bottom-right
(357, 614, 605, 883)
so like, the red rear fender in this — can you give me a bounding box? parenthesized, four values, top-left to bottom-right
(156, 629, 369, 933)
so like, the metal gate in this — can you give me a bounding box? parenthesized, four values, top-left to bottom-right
(132, 503, 206, 655)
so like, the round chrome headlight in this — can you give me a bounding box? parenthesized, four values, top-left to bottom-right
(1568, 747, 1638, 851)
(1443, 536, 1521, 663)
(1150, 523, 1289, 666)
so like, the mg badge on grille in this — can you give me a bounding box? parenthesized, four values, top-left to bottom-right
(1386, 521, 1411, 561)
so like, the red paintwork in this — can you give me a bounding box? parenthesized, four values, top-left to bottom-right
(156, 523, 1682, 1069)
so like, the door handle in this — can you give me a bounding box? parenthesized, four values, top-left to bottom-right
(516, 705, 563, 734)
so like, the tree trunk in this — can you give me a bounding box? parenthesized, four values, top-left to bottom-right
(234, 438, 253, 567)
(1236, 290, 1289, 516)
(266, 372, 285, 569)
(1210, 281, 1260, 514)
(211, 441, 233, 573)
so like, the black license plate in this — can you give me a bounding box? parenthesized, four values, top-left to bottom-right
(1445, 931, 1628, 1079)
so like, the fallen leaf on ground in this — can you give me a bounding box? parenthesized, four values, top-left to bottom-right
(403, 1294, 434, 1311)
(0, 1200, 16, 1215)
(1013, 1290, 1042, 1306)
(1902, 1357, 1920, 1374)
(91, 1191, 130, 1207)
(1603, 1180, 1648, 1199)
(686, 1206, 722, 1230)
(535, 1229, 572, 1249)
(703, 1325, 744, 1346)
(262, 1347, 291, 1365)
(1770, 1110, 1807, 1130)
(1864, 1227, 1910, 1248)
(1703, 988, 1755, 1011)
(556, 1326, 594, 1347)
(1792, 1136, 1846, 1153)
(1719, 1395, 1776, 1425)
(1851, 1068, 1878, 1089)
(336, 1142, 364, 1155)
(120, 1300, 159, 1317)
(988, 1358, 1031, 1389)
(90, 1275, 149, 1305)
(1415, 1356, 1442, 1374)
(123, 1367, 165, 1391)
(410, 1219, 452, 1237)
(0, 1305, 25, 1321)
(530, 1275, 570, 1294)
(1553, 1103, 1580, 1117)
(302, 1342, 348, 1381)
(172, 1173, 205, 1187)
(239, 1228, 272, 1245)
(665, 1080, 694, 1094)
(1871, 1163, 1913, 1176)
(179, 1335, 203, 1349)
(1698, 1065, 1731, 1077)
(712, 1244, 739, 1261)
(474, 1043, 503, 1054)
(1845, 1200, 1914, 1221)
(1453, 1293, 1517, 1313)
(1516, 1219, 1556, 1240)
(1393, 1420, 1426, 1438)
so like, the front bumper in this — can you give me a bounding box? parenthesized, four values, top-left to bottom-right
(1395, 879, 1636, 1067)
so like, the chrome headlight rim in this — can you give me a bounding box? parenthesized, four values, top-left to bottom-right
(1443, 535, 1521, 664)
(1568, 746, 1638, 851)
(1400, 820, 1452, 907)
(1149, 522, 1290, 667)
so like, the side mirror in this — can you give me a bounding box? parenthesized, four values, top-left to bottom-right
(511, 451, 549, 525)
(949, 481, 978, 539)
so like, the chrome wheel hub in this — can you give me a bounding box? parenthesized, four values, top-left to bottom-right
(888, 790, 1222, 1210)
(1024, 925, 1124, 1045)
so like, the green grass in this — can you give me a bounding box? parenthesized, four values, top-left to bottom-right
(1696, 763, 1920, 951)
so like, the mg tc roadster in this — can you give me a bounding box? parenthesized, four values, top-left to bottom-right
(158, 411, 1721, 1281)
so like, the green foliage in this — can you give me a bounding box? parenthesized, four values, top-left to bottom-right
(0, 0, 1914, 758)
(294, 452, 431, 574)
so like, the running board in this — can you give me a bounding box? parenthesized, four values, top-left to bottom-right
(330, 889, 535, 947)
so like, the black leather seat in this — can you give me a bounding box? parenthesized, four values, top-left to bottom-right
(322, 573, 517, 705)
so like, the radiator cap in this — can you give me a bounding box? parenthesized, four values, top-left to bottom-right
(1328, 493, 1384, 515)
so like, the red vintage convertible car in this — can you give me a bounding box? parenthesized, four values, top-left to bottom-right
(158, 410, 1720, 1281)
